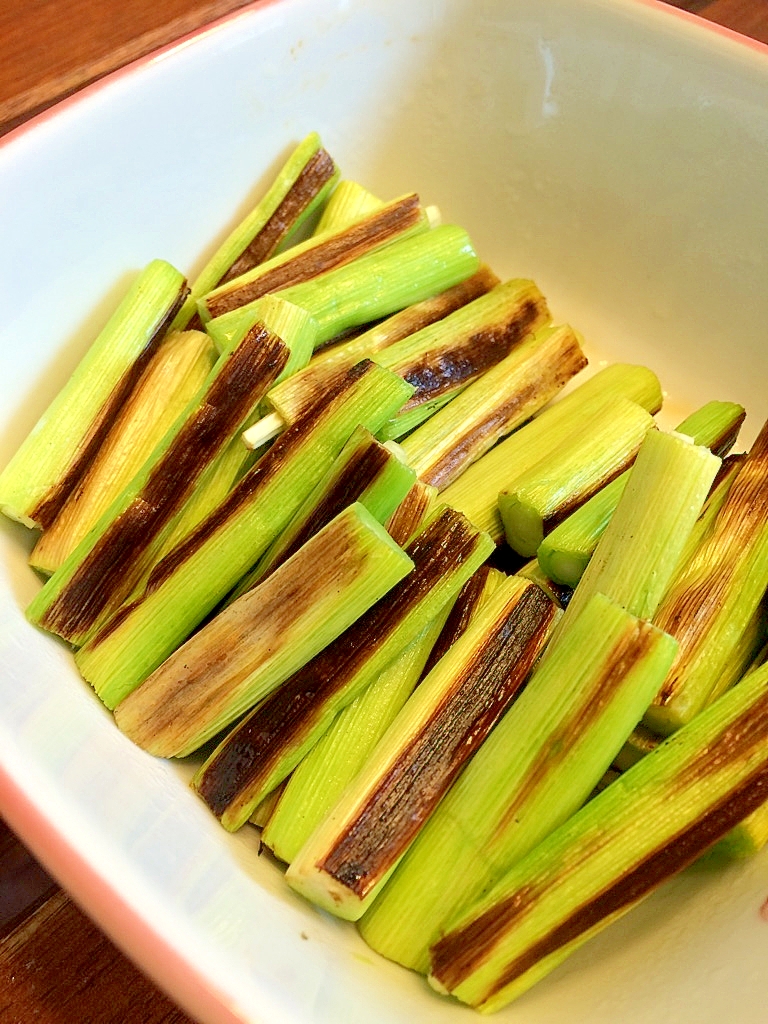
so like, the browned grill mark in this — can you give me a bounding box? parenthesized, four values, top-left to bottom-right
(422, 341, 587, 491)
(205, 194, 423, 319)
(274, 267, 502, 424)
(219, 148, 337, 285)
(540, 437, 648, 535)
(420, 566, 493, 679)
(123, 516, 367, 743)
(29, 284, 188, 529)
(469, 759, 768, 1002)
(653, 427, 768, 708)
(385, 482, 433, 547)
(195, 508, 486, 819)
(135, 360, 376, 598)
(39, 327, 288, 640)
(429, 881, 545, 987)
(319, 586, 556, 898)
(373, 266, 501, 346)
(398, 299, 545, 412)
(256, 435, 391, 584)
(671, 685, 768, 791)
(491, 620, 658, 845)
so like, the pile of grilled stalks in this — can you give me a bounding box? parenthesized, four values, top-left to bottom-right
(3, 133, 768, 1014)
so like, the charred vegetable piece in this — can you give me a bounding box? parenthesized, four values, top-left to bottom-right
(498, 398, 654, 557)
(0, 260, 187, 529)
(29, 329, 217, 574)
(538, 400, 746, 587)
(201, 193, 428, 320)
(358, 592, 677, 972)
(384, 478, 439, 547)
(644, 415, 768, 735)
(441, 363, 663, 542)
(374, 279, 550, 441)
(217, 224, 481, 367)
(113, 502, 414, 757)
(263, 566, 504, 863)
(259, 265, 499, 429)
(550, 429, 720, 643)
(400, 322, 587, 491)
(72, 360, 414, 707)
(27, 297, 315, 646)
(191, 507, 494, 831)
(172, 133, 339, 329)
(262, 615, 449, 864)
(227, 425, 416, 602)
(287, 575, 558, 920)
(428, 657, 768, 1012)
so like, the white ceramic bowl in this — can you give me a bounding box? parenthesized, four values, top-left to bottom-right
(1, 1, 768, 1022)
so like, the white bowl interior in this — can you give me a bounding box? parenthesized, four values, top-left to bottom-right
(1, 1, 768, 1022)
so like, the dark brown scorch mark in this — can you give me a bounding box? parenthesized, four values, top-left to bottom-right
(431, 688, 768, 997)
(385, 481, 434, 548)
(461, 760, 768, 1003)
(219, 148, 337, 285)
(372, 265, 501, 348)
(39, 326, 288, 640)
(420, 566, 493, 679)
(398, 299, 545, 412)
(319, 586, 556, 899)
(29, 285, 188, 529)
(653, 422, 768, 708)
(421, 334, 587, 491)
(120, 512, 370, 747)
(255, 434, 391, 584)
(195, 508, 485, 819)
(136, 360, 376, 599)
(205, 193, 424, 319)
(491, 620, 659, 845)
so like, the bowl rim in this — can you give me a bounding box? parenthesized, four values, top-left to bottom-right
(2, 3, 768, 1023)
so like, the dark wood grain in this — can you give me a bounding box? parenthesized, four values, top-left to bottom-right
(0, 0, 256, 136)
(0, 1, 766, 1023)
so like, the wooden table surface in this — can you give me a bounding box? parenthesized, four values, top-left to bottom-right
(1, 1, 766, 1022)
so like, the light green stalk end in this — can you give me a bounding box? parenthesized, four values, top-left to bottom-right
(0, 260, 186, 528)
(538, 399, 746, 587)
(498, 398, 654, 557)
(314, 180, 383, 234)
(441, 363, 663, 542)
(551, 429, 720, 641)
